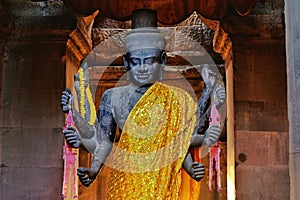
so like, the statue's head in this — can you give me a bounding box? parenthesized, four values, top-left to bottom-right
(123, 9, 167, 86)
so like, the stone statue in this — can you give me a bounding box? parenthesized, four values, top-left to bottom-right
(60, 9, 225, 199)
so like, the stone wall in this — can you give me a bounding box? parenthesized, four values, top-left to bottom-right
(234, 39, 287, 132)
(0, 14, 75, 199)
(231, 0, 289, 197)
(233, 39, 289, 200)
(0, 0, 291, 199)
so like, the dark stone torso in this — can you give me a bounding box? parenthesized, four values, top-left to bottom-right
(103, 84, 151, 131)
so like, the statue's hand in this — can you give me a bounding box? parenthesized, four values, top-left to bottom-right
(186, 162, 205, 182)
(60, 89, 73, 113)
(214, 85, 226, 108)
(77, 167, 98, 187)
(204, 125, 221, 146)
(63, 126, 81, 148)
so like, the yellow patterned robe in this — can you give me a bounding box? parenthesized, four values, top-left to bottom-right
(106, 82, 200, 200)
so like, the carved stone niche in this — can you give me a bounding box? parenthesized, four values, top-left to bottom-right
(66, 10, 227, 200)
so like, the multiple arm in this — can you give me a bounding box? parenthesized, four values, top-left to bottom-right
(60, 64, 226, 186)
(182, 75, 226, 181)
(61, 87, 117, 187)
(77, 91, 117, 187)
(61, 89, 97, 152)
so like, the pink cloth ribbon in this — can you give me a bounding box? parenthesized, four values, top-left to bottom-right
(208, 104, 222, 192)
(62, 110, 78, 199)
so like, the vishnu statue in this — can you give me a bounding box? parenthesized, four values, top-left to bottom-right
(60, 9, 225, 200)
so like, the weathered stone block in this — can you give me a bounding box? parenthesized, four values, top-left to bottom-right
(269, 132, 289, 165)
(235, 101, 265, 131)
(20, 89, 64, 128)
(2, 88, 22, 127)
(233, 40, 288, 132)
(235, 131, 289, 166)
(2, 127, 64, 167)
(236, 165, 289, 200)
(94, 13, 131, 29)
(0, 167, 63, 200)
(3, 42, 65, 91)
(160, 27, 176, 52)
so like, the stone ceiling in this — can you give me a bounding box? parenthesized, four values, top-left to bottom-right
(2, 0, 66, 16)
(0, 0, 285, 40)
(0, 0, 76, 38)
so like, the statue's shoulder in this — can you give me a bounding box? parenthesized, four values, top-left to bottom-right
(101, 85, 136, 123)
(101, 84, 136, 103)
(104, 84, 133, 94)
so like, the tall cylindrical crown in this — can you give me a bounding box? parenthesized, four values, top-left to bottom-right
(125, 9, 166, 52)
(131, 9, 158, 29)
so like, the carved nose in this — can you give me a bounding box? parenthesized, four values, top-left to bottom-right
(138, 64, 148, 73)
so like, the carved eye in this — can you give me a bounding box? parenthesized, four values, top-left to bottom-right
(145, 57, 157, 65)
(130, 58, 139, 66)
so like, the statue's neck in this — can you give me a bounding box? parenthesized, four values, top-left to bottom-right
(131, 83, 154, 95)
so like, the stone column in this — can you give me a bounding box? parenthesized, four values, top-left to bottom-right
(285, 1, 300, 200)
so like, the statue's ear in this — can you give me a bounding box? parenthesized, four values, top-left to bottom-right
(123, 53, 130, 71)
(160, 50, 167, 66)
(123, 53, 132, 81)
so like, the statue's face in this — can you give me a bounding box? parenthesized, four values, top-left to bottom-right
(125, 48, 163, 85)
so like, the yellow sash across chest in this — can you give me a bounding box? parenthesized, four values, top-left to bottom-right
(107, 82, 198, 200)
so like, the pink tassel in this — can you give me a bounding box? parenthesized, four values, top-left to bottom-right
(62, 111, 78, 199)
(208, 104, 222, 192)
(209, 143, 222, 191)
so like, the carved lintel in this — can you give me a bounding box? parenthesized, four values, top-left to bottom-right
(197, 14, 232, 62)
(66, 40, 84, 70)
(213, 22, 232, 61)
(67, 10, 99, 67)
(69, 29, 90, 59)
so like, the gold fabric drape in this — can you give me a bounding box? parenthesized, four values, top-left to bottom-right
(106, 82, 199, 199)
